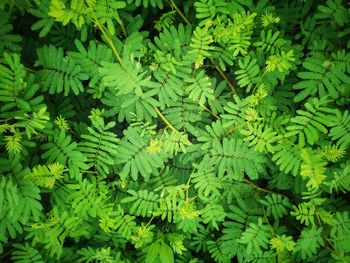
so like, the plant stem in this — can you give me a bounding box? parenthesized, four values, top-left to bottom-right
(168, 1, 236, 97)
(153, 106, 191, 144)
(215, 65, 237, 95)
(146, 215, 155, 227)
(222, 121, 248, 138)
(167, 0, 190, 24)
(82, 170, 99, 174)
(200, 105, 219, 119)
(92, 14, 123, 64)
(25, 66, 37, 73)
(93, 12, 186, 142)
(118, 17, 127, 37)
(0, 249, 14, 260)
(244, 178, 281, 195)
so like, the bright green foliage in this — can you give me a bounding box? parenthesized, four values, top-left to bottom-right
(128, 0, 163, 9)
(300, 148, 327, 190)
(294, 226, 324, 260)
(270, 234, 295, 252)
(41, 130, 88, 179)
(272, 142, 302, 176)
(146, 238, 174, 263)
(185, 69, 214, 105)
(207, 138, 265, 180)
(191, 160, 222, 198)
(28, 163, 65, 188)
(286, 97, 335, 146)
(94, 0, 126, 35)
(265, 50, 295, 73)
(189, 23, 214, 67)
(291, 202, 316, 226)
(11, 243, 44, 263)
(260, 194, 291, 220)
(0, 0, 349, 262)
(100, 56, 158, 97)
(48, 0, 88, 28)
(194, 0, 227, 24)
(161, 129, 191, 157)
(200, 202, 225, 230)
(115, 127, 166, 181)
(68, 39, 115, 99)
(240, 122, 280, 153)
(320, 144, 346, 162)
(326, 161, 350, 194)
(121, 189, 159, 217)
(293, 55, 350, 102)
(254, 30, 285, 54)
(235, 56, 259, 92)
(155, 11, 176, 31)
(238, 218, 272, 255)
(330, 110, 350, 147)
(79, 112, 119, 177)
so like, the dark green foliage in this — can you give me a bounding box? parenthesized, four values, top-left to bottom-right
(0, 0, 349, 262)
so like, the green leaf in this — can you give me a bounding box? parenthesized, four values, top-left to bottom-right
(146, 242, 161, 263)
(235, 55, 260, 92)
(159, 242, 174, 263)
(36, 45, 89, 96)
(294, 226, 324, 260)
(115, 127, 166, 181)
(207, 138, 265, 180)
(286, 97, 336, 147)
(185, 69, 214, 105)
(238, 218, 272, 254)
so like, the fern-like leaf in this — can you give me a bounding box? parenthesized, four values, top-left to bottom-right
(80, 119, 119, 177)
(121, 189, 159, 217)
(11, 243, 44, 263)
(185, 70, 214, 105)
(28, 163, 65, 188)
(286, 97, 335, 147)
(326, 161, 350, 194)
(41, 130, 88, 179)
(207, 138, 265, 180)
(235, 55, 260, 92)
(329, 110, 350, 147)
(115, 127, 166, 181)
(260, 194, 291, 220)
(238, 218, 272, 255)
(36, 44, 89, 96)
(293, 55, 350, 102)
(300, 148, 327, 191)
(294, 226, 324, 260)
(240, 123, 280, 153)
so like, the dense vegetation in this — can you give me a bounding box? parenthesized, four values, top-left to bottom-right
(0, 0, 350, 262)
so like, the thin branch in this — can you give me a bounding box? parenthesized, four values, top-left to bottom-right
(92, 13, 123, 64)
(215, 65, 237, 95)
(0, 249, 14, 260)
(25, 66, 37, 73)
(93, 11, 187, 145)
(153, 106, 191, 144)
(118, 17, 127, 37)
(221, 121, 248, 138)
(244, 178, 283, 196)
(81, 170, 99, 174)
(200, 105, 219, 119)
(167, 0, 190, 25)
(167, 1, 236, 97)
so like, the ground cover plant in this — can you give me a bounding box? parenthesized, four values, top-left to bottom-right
(0, 0, 350, 262)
